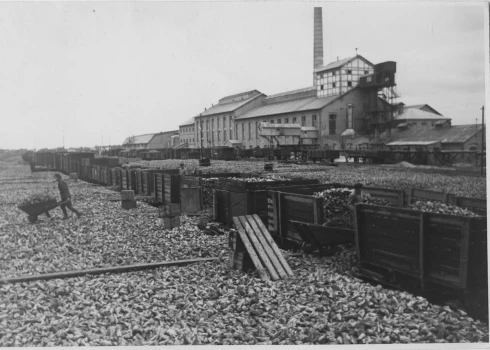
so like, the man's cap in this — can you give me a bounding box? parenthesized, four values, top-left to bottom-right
(54, 173, 62, 179)
(354, 183, 363, 188)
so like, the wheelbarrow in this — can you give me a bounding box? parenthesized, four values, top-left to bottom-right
(17, 199, 61, 223)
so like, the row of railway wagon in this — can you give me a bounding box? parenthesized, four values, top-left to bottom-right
(33, 151, 488, 319)
(105, 146, 474, 165)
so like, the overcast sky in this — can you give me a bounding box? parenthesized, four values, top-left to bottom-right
(0, 1, 487, 150)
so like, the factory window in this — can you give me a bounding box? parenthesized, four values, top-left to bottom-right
(364, 70, 368, 75)
(224, 130, 227, 141)
(256, 122, 259, 139)
(248, 122, 251, 138)
(347, 69, 352, 74)
(285, 118, 289, 124)
(301, 116, 306, 127)
(312, 115, 317, 127)
(293, 117, 297, 124)
(212, 119, 214, 131)
(217, 131, 220, 141)
(421, 122, 427, 126)
(270, 119, 274, 124)
(347, 81, 352, 87)
(242, 123, 245, 139)
(329, 114, 337, 135)
(217, 118, 220, 129)
(223, 117, 226, 128)
(277, 119, 281, 124)
(321, 85, 324, 90)
(332, 82, 336, 88)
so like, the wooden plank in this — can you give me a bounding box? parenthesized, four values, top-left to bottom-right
(252, 214, 294, 277)
(362, 227, 420, 246)
(354, 204, 361, 261)
(239, 216, 280, 281)
(459, 220, 471, 289)
(420, 212, 426, 290)
(245, 216, 288, 279)
(0, 258, 218, 285)
(232, 217, 270, 281)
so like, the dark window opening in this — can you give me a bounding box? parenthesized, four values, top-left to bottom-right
(347, 81, 352, 87)
(347, 69, 352, 74)
(329, 114, 337, 135)
(332, 82, 336, 88)
(321, 85, 324, 90)
(301, 116, 306, 127)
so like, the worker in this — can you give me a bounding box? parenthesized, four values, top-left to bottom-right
(178, 163, 189, 176)
(54, 173, 82, 220)
(347, 183, 363, 209)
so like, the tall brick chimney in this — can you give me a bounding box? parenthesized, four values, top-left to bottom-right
(313, 7, 324, 85)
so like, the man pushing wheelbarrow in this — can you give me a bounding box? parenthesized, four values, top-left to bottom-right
(54, 173, 83, 220)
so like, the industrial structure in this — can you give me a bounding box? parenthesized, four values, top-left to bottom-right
(111, 7, 482, 159)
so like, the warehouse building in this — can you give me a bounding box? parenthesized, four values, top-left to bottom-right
(147, 130, 179, 149)
(122, 133, 155, 150)
(178, 118, 196, 148)
(388, 124, 484, 151)
(192, 90, 265, 148)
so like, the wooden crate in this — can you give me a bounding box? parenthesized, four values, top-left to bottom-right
(448, 196, 487, 217)
(404, 188, 453, 206)
(155, 173, 164, 203)
(136, 170, 143, 194)
(128, 170, 138, 193)
(266, 183, 404, 242)
(164, 174, 181, 204)
(218, 178, 318, 193)
(181, 175, 201, 188)
(214, 189, 271, 226)
(158, 204, 181, 217)
(121, 169, 129, 190)
(355, 204, 487, 308)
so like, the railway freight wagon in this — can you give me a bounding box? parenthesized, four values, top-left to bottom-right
(355, 204, 487, 318)
(308, 149, 341, 163)
(213, 178, 320, 226)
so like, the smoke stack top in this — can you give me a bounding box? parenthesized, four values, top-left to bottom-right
(313, 7, 324, 71)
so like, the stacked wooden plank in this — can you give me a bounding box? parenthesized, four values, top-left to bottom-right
(231, 214, 294, 281)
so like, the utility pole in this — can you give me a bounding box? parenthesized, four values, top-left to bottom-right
(481, 106, 485, 176)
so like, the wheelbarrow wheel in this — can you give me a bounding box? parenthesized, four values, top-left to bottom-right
(28, 215, 38, 223)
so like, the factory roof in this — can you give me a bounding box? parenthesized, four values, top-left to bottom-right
(122, 133, 156, 145)
(179, 118, 195, 127)
(197, 91, 265, 117)
(266, 87, 316, 99)
(390, 124, 483, 144)
(236, 89, 353, 120)
(404, 104, 442, 116)
(394, 108, 450, 121)
(386, 141, 440, 146)
(314, 54, 375, 73)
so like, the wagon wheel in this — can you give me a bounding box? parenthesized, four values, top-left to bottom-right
(28, 215, 38, 223)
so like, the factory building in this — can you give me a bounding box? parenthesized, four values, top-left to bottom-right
(121, 7, 455, 152)
(122, 133, 155, 150)
(147, 130, 179, 149)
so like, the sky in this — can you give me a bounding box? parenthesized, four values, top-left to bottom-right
(0, 1, 487, 150)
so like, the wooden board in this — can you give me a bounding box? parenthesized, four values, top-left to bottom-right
(290, 221, 354, 246)
(233, 216, 270, 281)
(181, 187, 202, 214)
